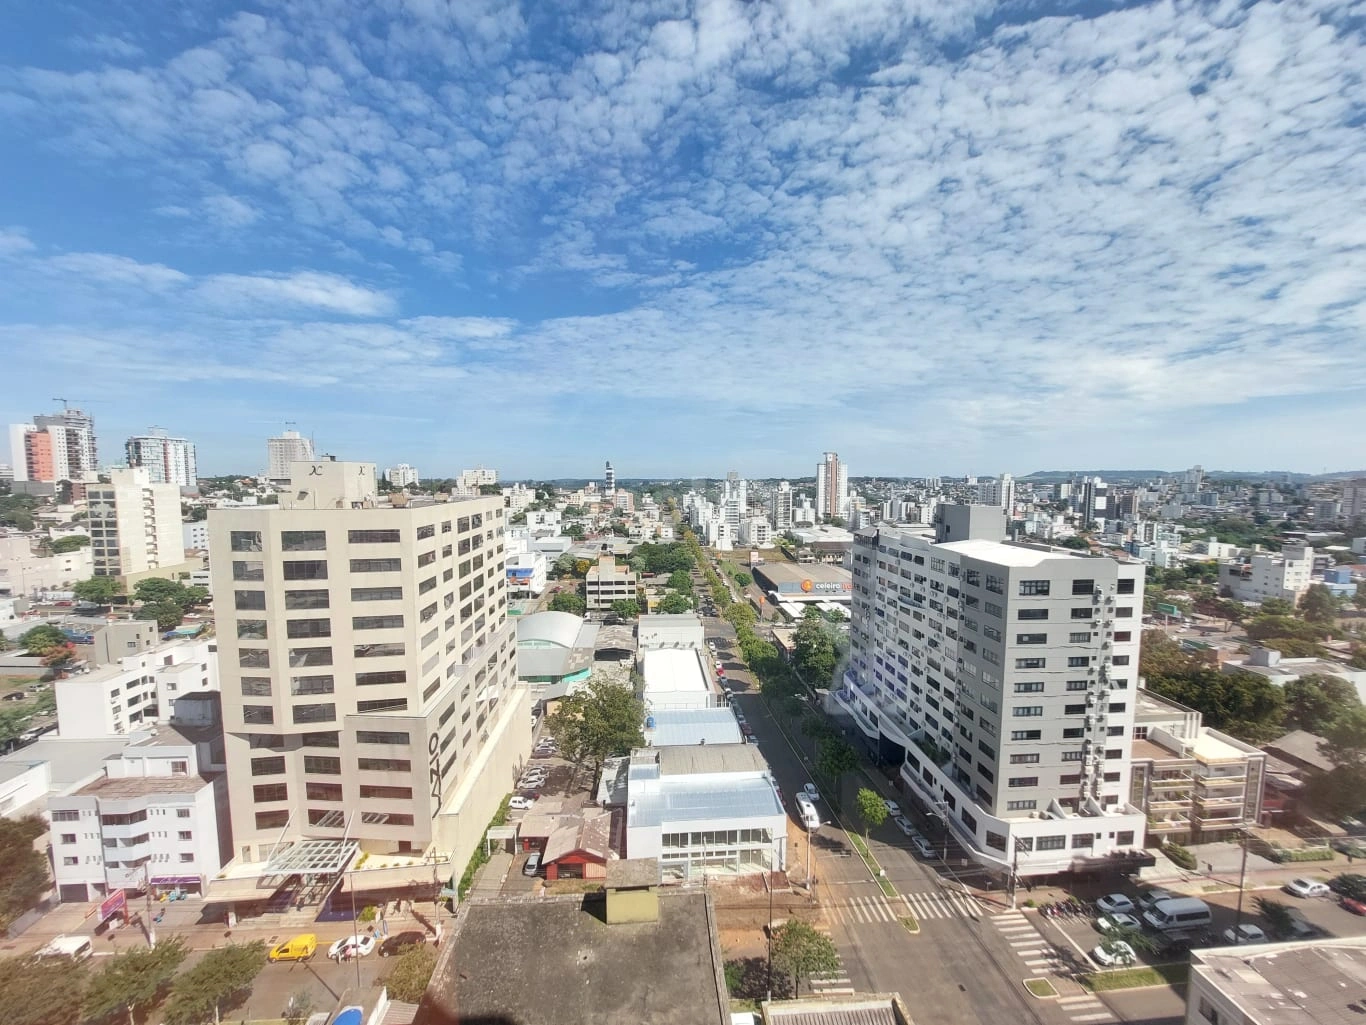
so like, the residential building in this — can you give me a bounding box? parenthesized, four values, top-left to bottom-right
(738, 516, 772, 547)
(584, 554, 637, 611)
(208, 460, 527, 864)
(8, 424, 54, 483)
(771, 480, 794, 531)
(835, 505, 1148, 879)
(721, 472, 747, 532)
(977, 474, 1016, 515)
(384, 464, 420, 488)
(1217, 545, 1313, 603)
(47, 725, 227, 902)
(86, 467, 194, 586)
(1221, 646, 1366, 704)
(32, 407, 98, 481)
(1342, 479, 1366, 523)
(456, 466, 498, 492)
(625, 744, 786, 879)
(1184, 937, 1366, 1025)
(816, 451, 848, 522)
(0, 534, 93, 598)
(265, 430, 314, 482)
(603, 460, 615, 495)
(503, 534, 547, 597)
(183, 522, 210, 551)
(125, 432, 198, 487)
(1129, 690, 1265, 844)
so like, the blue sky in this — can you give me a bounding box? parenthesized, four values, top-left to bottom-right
(1, 0, 1363, 479)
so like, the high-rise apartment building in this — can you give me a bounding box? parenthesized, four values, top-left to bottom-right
(837, 505, 1147, 880)
(208, 460, 527, 867)
(126, 432, 199, 487)
(977, 474, 1015, 515)
(385, 464, 420, 488)
(816, 451, 848, 522)
(721, 472, 747, 531)
(32, 407, 97, 481)
(8, 423, 54, 482)
(87, 468, 191, 583)
(1343, 479, 1366, 524)
(770, 480, 794, 531)
(267, 430, 315, 482)
(604, 461, 615, 495)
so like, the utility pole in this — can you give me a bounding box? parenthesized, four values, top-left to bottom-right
(1231, 829, 1251, 936)
(144, 864, 156, 947)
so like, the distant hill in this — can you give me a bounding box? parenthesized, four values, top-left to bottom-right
(1019, 469, 1350, 483)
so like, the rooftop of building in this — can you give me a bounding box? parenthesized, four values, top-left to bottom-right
(0, 730, 156, 792)
(1264, 730, 1334, 773)
(641, 648, 710, 695)
(753, 562, 853, 585)
(1190, 937, 1366, 1025)
(419, 891, 728, 1025)
(644, 707, 743, 747)
(628, 773, 783, 829)
(72, 772, 210, 798)
(654, 742, 767, 777)
(763, 994, 915, 1025)
(515, 610, 599, 651)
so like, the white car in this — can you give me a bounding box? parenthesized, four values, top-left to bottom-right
(1096, 893, 1136, 915)
(508, 796, 536, 811)
(1091, 941, 1135, 968)
(1284, 878, 1330, 898)
(910, 835, 936, 859)
(328, 934, 376, 960)
(1222, 924, 1267, 944)
(802, 783, 820, 801)
(892, 815, 916, 837)
(1096, 912, 1140, 933)
(883, 799, 901, 817)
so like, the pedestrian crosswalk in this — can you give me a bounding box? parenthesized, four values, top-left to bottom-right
(810, 922, 855, 995)
(1056, 994, 1115, 1023)
(990, 912, 1116, 1023)
(826, 889, 982, 925)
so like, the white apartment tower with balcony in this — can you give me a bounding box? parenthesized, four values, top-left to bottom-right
(384, 463, 420, 488)
(816, 451, 848, 522)
(33, 407, 98, 481)
(266, 430, 315, 482)
(87, 467, 190, 584)
(836, 505, 1147, 879)
(771, 480, 794, 532)
(126, 432, 199, 488)
(721, 472, 747, 531)
(208, 460, 528, 867)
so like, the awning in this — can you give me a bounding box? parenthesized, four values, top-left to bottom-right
(335, 861, 452, 895)
(151, 876, 203, 886)
(265, 838, 359, 877)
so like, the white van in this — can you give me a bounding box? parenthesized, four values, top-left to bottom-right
(35, 935, 93, 961)
(1142, 897, 1212, 932)
(795, 794, 821, 831)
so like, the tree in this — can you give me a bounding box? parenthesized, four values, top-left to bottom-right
(50, 535, 89, 554)
(553, 553, 577, 578)
(1303, 706, 1366, 817)
(0, 816, 51, 929)
(725, 603, 757, 630)
(543, 677, 644, 785)
(0, 955, 89, 1025)
(565, 523, 585, 541)
(283, 991, 315, 1025)
(666, 570, 692, 593)
(1300, 584, 1340, 625)
(73, 576, 122, 603)
(770, 920, 840, 996)
(1259, 597, 1296, 617)
(629, 556, 647, 575)
(855, 787, 888, 838)
(657, 593, 692, 614)
(382, 942, 438, 1003)
(83, 936, 188, 1025)
(610, 599, 640, 620)
(816, 736, 858, 785)
(137, 601, 185, 632)
(18, 624, 66, 653)
(794, 610, 837, 686)
(1283, 674, 1361, 733)
(161, 941, 266, 1025)
(547, 592, 586, 615)
(133, 577, 192, 607)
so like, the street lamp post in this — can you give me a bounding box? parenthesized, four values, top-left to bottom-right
(1231, 828, 1251, 937)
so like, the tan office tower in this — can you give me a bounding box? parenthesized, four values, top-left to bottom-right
(209, 460, 528, 868)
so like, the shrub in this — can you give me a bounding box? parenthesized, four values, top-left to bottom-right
(1165, 842, 1197, 870)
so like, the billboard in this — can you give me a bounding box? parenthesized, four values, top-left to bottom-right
(100, 888, 127, 922)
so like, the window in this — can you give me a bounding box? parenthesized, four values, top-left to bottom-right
(287, 618, 332, 638)
(301, 731, 339, 748)
(357, 698, 409, 713)
(1108, 702, 1126, 713)
(1117, 579, 1136, 595)
(1116, 830, 1135, 846)
(251, 756, 286, 775)
(234, 590, 266, 611)
(290, 674, 335, 696)
(177, 808, 191, 818)
(357, 670, 407, 686)
(238, 649, 270, 669)
(281, 530, 327, 551)
(1015, 633, 1047, 645)
(351, 558, 401, 573)
(353, 615, 404, 630)
(1006, 800, 1037, 811)
(985, 601, 1003, 618)
(253, 784, 288, 803)
(1061, 751, 1083, 761)
(237, 620, 268, 640)
(416, 524, 435, 540)
(1072, 579, 1095, 595)
(289, 646, 333, 667)
(1064, 704, 1086, 715)
(1037, 835, 1065, 851)
(1014, 682, 1044, 693)
(1012, 706, 1043, 717)
(1008, 776, 1038, 787)
(1067, 656, 1090, 667)
(1066, 680, 1089, 691)
(985, 574, 1004, 594)
(59, 833, 77, 844)
(1010, 753, 1040, 764)
(62, 856, 78, 866)
(285, 589, 330, 610)
(352, 586, 403, 601)
(1063, 727, 1084, 738)
(51, 809, 79, 822)
(256, 811, 288, 830)
(1112, 655, 1130, 666)
(303, 756, 342, 775)
(292, 703, 336, 724)
(357, 731, 410, 745)
(306, 782, 344, 802)
(1010, 730, 1041, 741)
(1115, 607, 1134, 618)
(355, 642, 404, 658)
(1018, 580, 1050, 596)
(230, 530, 262, 552)
(1017, 608, 1048, 620)
(418, 551, 436, 568)
(1015, 657, 1046, 669)
(232, 560, 265, 581)
(241, 677, 272, 697)
(1071, 833, 1094, 849)
(349, 529, 401, 544)
(358, 758, 412, 772)
(984, 830, 1007, 851)
(179, 853, 195, 863)
(1059, 773, 1082, 785)
(243, 705, 275, 724)
(1068, 631, 1090, 643)
(1114, 631, 1131, 642)
(359, 785, 413, 800)
(283, 560, 328, 580)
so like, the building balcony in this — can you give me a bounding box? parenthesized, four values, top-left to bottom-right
(1147, 796, 1191, 811)
(1147, 816, 1191, 832)
(1193, 792, 1245, 808)
(1149, 774, 1193, 789)
(1196, 773, 1246, 787)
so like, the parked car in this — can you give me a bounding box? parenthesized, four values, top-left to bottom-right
(1096, 893, 1136, 915)
(892, 815, 916, 837)
(1340, 896, 1366, 915)
(802, 783, 819, 801)
(1222, 924, 1268, 945)
(1137, 887, 1176, 911)
(1091, 941, 1136, 968)
(378, 931, 428, 957)
(1096, 912, 1141, 933)
(1284, 878, 1331, 898)
(268, 934, 317, 963)
(508, 796, 536, 811)
(523, 852, 543, 876)
(328, 935, 375, 960)
(883, 799, 901, 817)
(910, 835, 936, 859)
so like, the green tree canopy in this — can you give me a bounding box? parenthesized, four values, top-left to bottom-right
(633, 542, 694, 575)
(610, 599, 641, 620)
(1142, 630, 1286, 742)
(136, 601, 185, 632)
(855, 787, 888, 838)
(565, 523, 586, 540)
(83, 936, 188, 1025)
(0, 955, 89, 1025)
(18, 625, 66, 654)
(0, 816, 51, 929)
(382, 942, 438, 1003)
(1299, 584, 1341, 625)
(73, 576, 122, 603)
(1283, 674, 1360, 733)
(666, 569, 693, 593)
(1259, 597, 1297, 617)
(816, 736, 858, 784)
(657, 593, 692, 614)
(794, 611, 838, 685)
(133, 576, 189, 605)
(725, 603, 757, 630)
(50, 535, 90, 553)
(1245, 615, 1330, 643)
(547, 592, 586, 615)
(543, 676, 644, 782)
(770, 920, 841, 997)
(161, 941, 266, 1025)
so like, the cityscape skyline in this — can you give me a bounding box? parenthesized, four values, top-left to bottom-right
(2, 0, 1363, 475)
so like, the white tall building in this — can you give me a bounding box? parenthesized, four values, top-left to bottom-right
(721, 472, 747, 531)
(86, 467, 191, 583)
(771, 481, 794, 531)
(977, 474, 1015, 516)
(267, 430, 315, 482)
(816, 451, 849, 522)
(385, 464, 420, 488)
(836, 505, 1147, 879)
(1217, 545, 1314, 604)
(456, 467, 498, 492)
(126, 432, 199, 487)
(604, 461, 616, 496)
(33, 407, 97, 481)
(208, 460, 527, 865)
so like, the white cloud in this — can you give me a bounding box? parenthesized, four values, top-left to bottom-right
(0, 228, 34, 257)
(45, 252, 189, 290)
(196, 271, 396, 316)
(202, 194, 260, 228)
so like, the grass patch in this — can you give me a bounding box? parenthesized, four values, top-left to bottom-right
(1024, 978, 1057, 998)
(1201, 884, 1225, 892)
(846, 833, 897, 896)
(899, 915, 919, 935)
(1081, 962, 1190, 992)
(543, 880, 604, 895)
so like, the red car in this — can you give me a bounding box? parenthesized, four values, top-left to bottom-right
(1341, 897, 1366, 915)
